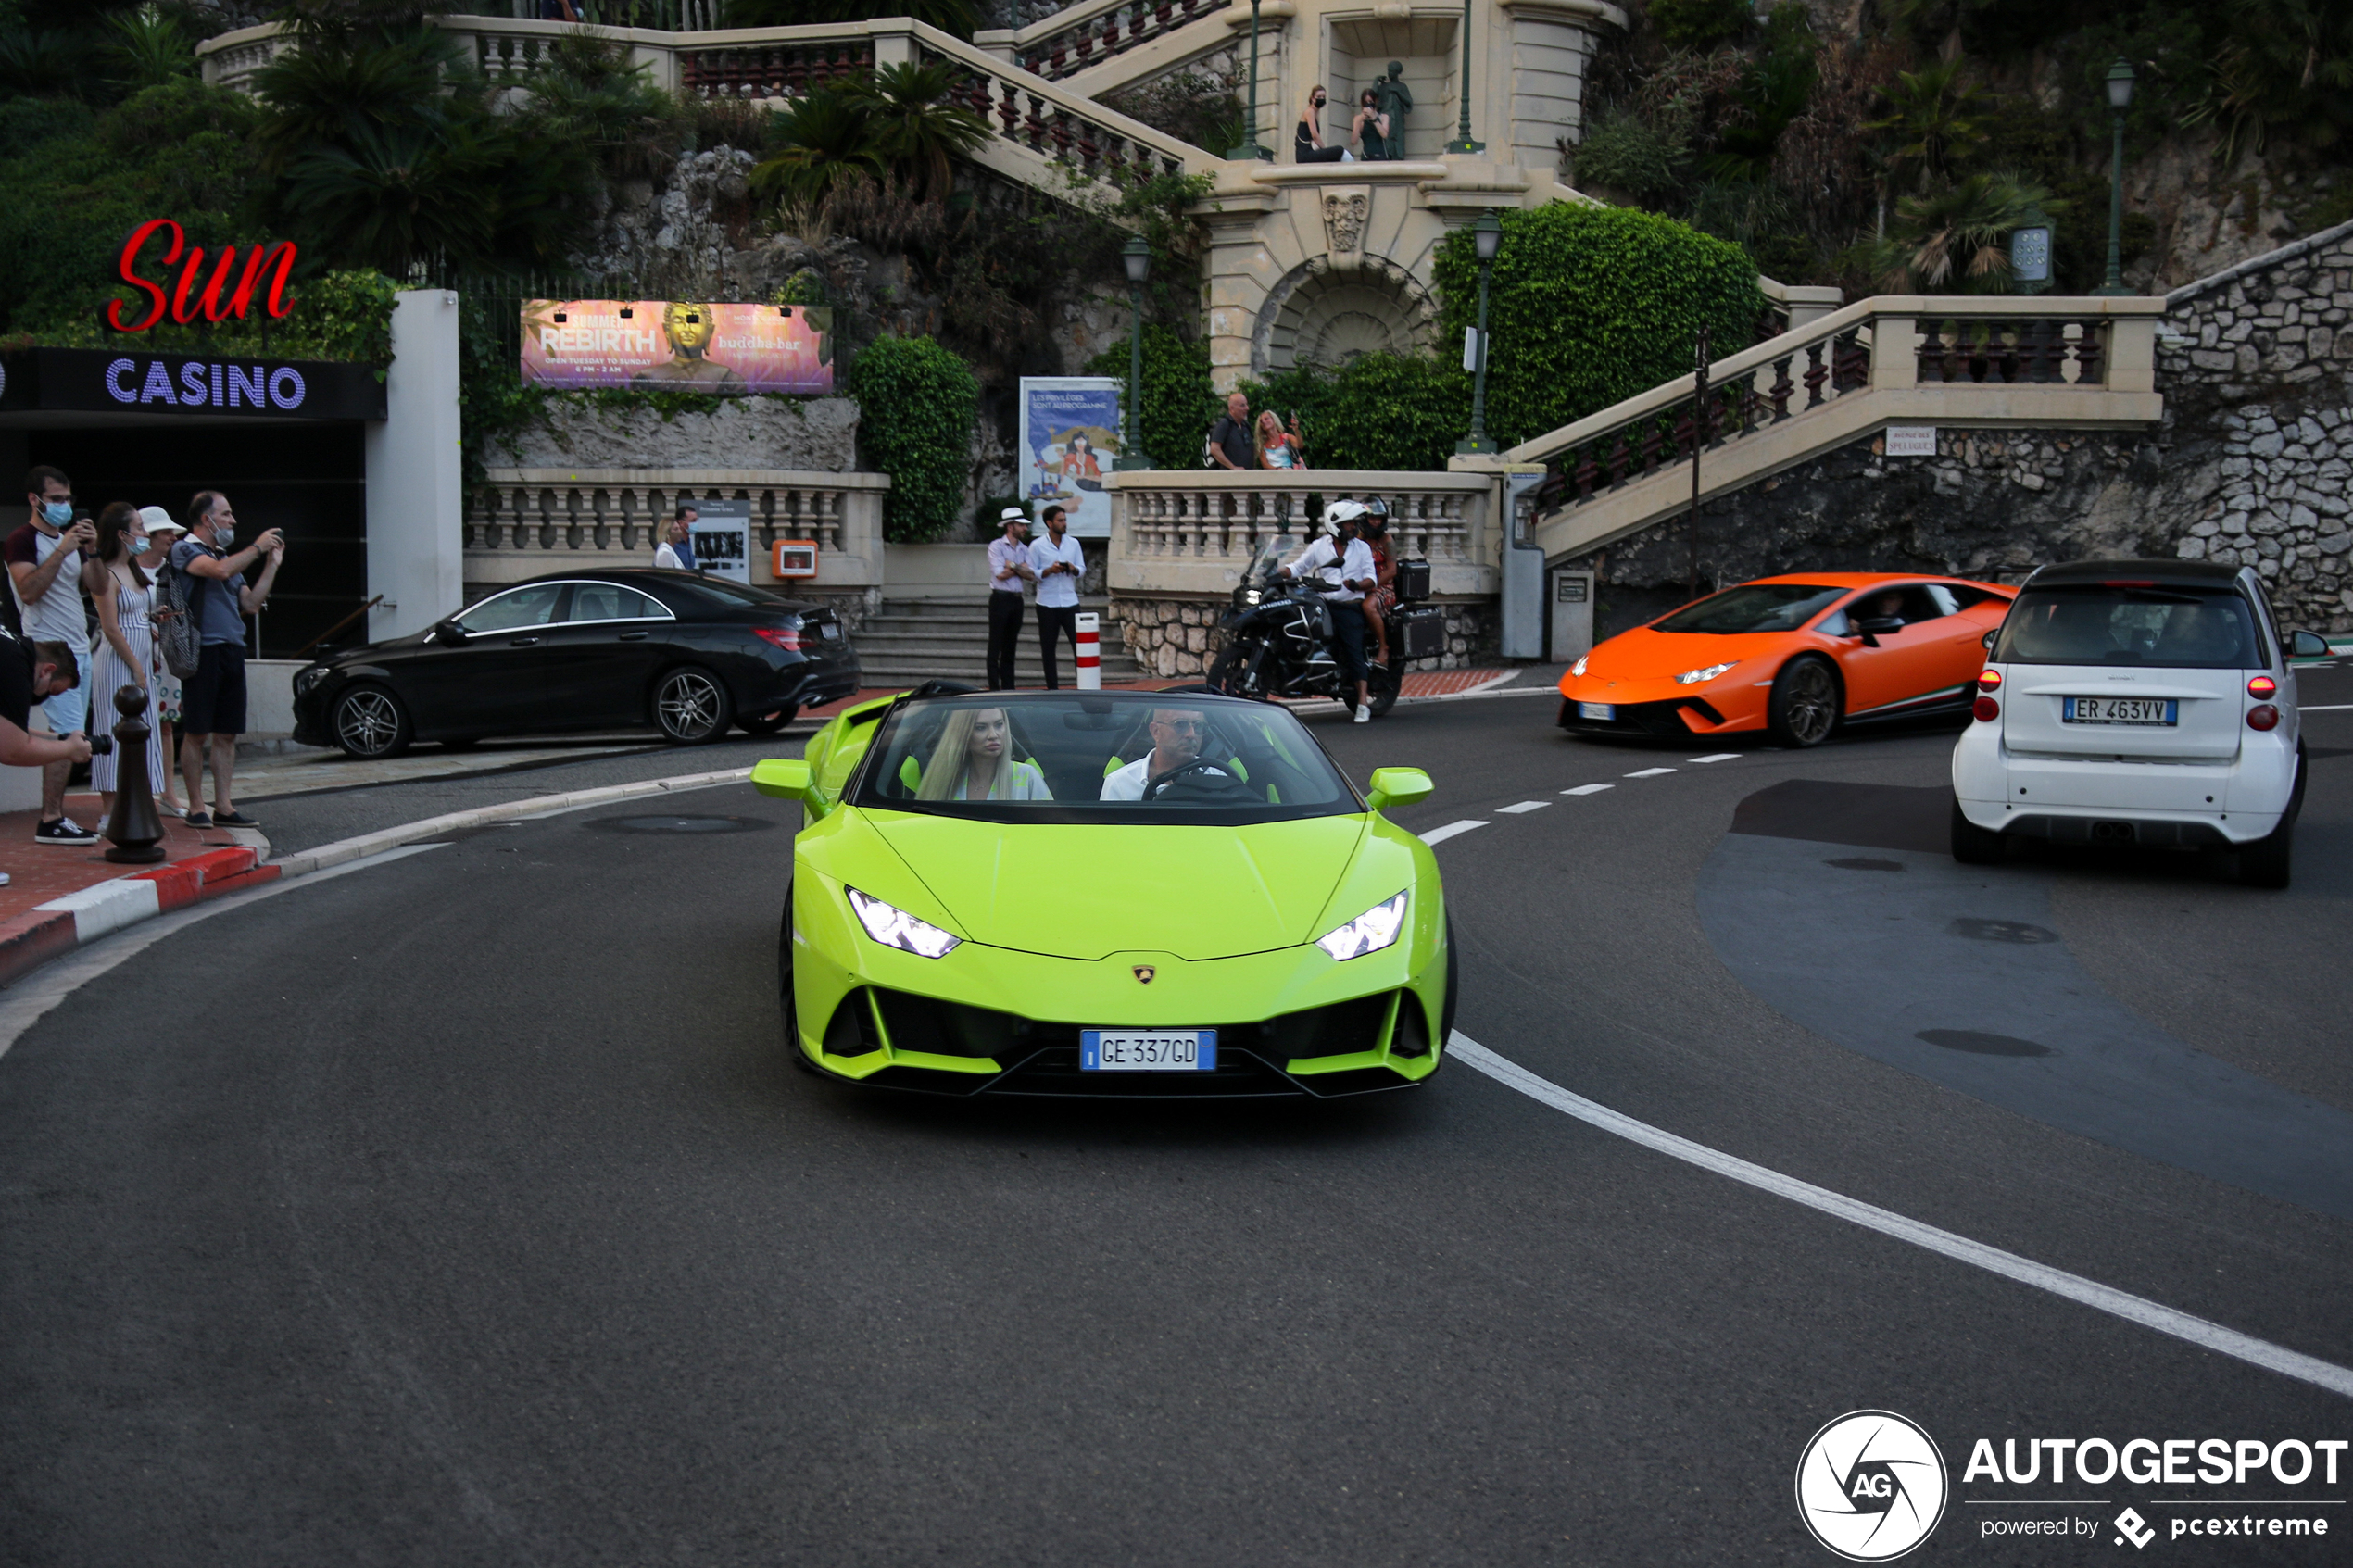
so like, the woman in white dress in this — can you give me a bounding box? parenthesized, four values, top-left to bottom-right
(133, 507, 187, 815)
(87, 501, 169, 821)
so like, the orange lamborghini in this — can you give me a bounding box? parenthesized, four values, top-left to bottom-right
(1557, 573, 2018, 747)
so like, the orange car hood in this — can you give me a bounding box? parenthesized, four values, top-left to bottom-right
(1577, 627, 1805, 684)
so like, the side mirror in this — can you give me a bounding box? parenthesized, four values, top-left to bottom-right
(1982, 627, 1999, 650)
(752, 759, 812, 800)
(2288, 629, 2332, 659)
(1856, 616, 1904, 635)
(1365, 766, 1433, 811)
(435, 621, 469, 646)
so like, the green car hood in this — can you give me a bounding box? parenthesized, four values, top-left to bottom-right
(862, 812, 1369, 961)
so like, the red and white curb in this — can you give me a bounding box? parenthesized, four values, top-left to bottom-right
(0, 766, 755, 991)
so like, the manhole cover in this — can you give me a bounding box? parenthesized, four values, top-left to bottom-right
(1917, 1028, 2055, 1058)
(594, 815, 774, 834)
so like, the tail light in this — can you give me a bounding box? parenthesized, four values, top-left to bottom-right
(1973, 696, 2000, 722)
(1977, 670, 2002, 692)
(755, 623, 805, 653)
(2247, 675, 2276, 698)
(2246, 704, 2280, 731)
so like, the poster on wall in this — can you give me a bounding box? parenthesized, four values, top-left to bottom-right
(520, 301, 834, 393)
(687, 495, 751, 584)
(1018, 376, 1123, 540)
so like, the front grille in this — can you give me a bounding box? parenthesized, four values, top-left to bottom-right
(1557, 696, 1723, 735)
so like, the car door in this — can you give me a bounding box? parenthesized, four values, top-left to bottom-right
(397, 583, 567, 735)
(1827, 583, 1967, 716)
(536, 581, 676, 728)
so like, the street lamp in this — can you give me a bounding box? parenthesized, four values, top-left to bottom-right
(1455, 209, 1503, 455)
(1226, 0, 1271, 160)
(1115, 237, 1155, 471)
(1445, 0, 1483, 155)
(2095, 56, 2136, 296)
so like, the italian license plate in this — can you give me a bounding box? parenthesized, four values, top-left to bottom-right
(1080, 1029, 1217, 1072)
(2063, 696, 2178, 726)
(1578, 701, 1616, 721)
(819, 621, 840, 640)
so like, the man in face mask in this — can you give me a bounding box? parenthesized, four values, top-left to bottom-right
(170, 491, 283, 831)
(6, 465, 100, 843)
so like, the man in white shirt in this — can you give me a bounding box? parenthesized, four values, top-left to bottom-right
(1100, 707, 1233, 800)
(6, 465, 99, 842)
(985, 507, 1035, 690)
(1280, 501, 1378, 721)
(1027, 504, 1086, 689)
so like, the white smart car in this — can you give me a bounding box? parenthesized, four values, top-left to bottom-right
(1951, 559, 2330, 887)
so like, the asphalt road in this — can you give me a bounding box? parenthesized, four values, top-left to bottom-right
(4, 669, 2348, 1565)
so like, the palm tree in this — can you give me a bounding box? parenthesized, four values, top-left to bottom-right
(1861, 172, 2057, 293)
(750, 86, 887, 218)
(839, 62, 989, 205)
(103, 5, 197, 94)
(2186, 0, 2353, 160)
(1863, 57, 1991, 194)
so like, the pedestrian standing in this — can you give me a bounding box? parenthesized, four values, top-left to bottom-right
(1207, 391, 1254, 471)
(170, 491, 283, 830)
(6, 465, 98, 845)
(985, 507, 1034, 691)
(653, 504, 698, 571)
(1254, 409, 1307, 469)
(86, 502, 167, 822)
(134, 507, 188, 815)
(1028, 504, 1085, 690)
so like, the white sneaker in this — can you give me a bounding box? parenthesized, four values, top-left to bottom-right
(1353, 706, 1371, 723)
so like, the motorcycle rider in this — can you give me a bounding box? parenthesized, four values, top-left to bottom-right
(1278, 501, 1378, 722)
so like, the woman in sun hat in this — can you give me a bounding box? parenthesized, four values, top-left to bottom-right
(133, 506, 188, 814)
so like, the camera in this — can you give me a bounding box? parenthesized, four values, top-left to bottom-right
(87, 734, 112, 757)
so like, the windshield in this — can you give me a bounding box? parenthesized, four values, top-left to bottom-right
(1993, 585, 2265, 669)
(1652, 583, 1845, 634)
(851, 694, 1360, 824)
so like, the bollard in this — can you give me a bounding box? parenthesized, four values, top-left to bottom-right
(101, 683, 167, 864)
(1075, 612, 1101, 690)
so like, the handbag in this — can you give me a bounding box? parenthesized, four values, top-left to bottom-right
(156, 552, 204, 679)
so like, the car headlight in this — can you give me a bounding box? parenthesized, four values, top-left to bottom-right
(846, 888, 962, 959)
(293, 666, 328, 697)
(1571, 654, 1589, 677)
(1315, 890, 1409, 962)
(1676, 661, 1737, 685)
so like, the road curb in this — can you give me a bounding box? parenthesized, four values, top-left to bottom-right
(0, 768, 755, 991)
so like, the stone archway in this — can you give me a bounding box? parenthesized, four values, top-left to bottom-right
(1251, 255, 1439, 376)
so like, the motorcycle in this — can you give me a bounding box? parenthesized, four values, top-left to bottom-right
(1205, 535, 1406, 717)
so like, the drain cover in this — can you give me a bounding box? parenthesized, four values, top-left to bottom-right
(1916, 1029, 2055, 1058)
(594, 815, 774, 834)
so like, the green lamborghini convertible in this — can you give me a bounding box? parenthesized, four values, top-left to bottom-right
(751, 687, 1453, 1097)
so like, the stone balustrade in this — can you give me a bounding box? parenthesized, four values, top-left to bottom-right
(994, 0, 1229, 83)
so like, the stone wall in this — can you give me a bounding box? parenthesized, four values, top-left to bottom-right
(489, 395, 862, 471)
(1563, 220, 2353, 639)
(1115, 596, 1500, 677)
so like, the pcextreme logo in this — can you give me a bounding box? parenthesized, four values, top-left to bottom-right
(1796, 1410, 1951, 1561)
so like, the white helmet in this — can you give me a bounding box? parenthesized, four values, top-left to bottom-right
(1322, 499, 1368, 530)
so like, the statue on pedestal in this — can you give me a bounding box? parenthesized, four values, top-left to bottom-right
(1361, 61, 1412, 161)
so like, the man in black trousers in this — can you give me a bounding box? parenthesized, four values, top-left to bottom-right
(985, 507, 1034, 690)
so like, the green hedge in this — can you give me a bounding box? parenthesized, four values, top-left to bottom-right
(1431, 204, 1763, 450)
(849, 334, 979, 543)
(1084, 324, 1219, 470)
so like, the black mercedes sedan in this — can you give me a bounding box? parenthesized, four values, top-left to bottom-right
(291, 570, 862, 759)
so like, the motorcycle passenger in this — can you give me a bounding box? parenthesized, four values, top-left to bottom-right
(1279, 502, 1378, 722)
(1101, 707, 1234, 800)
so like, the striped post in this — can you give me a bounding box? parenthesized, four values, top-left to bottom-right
(1075, 612, 1101, 689)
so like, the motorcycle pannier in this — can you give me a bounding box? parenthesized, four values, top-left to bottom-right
(1392, 558, 1431, 604)
(1392, 605, 1447, 661)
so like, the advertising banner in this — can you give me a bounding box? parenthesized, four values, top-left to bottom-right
(521, 301, 834, 394)
(686, 495, 752, 584)
(1018, 376, 1122, 540)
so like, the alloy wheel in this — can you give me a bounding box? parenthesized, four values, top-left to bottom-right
(657, 670, 726, 742)
(335, 689, 404, 758)
(1783, 660, 1838, 746)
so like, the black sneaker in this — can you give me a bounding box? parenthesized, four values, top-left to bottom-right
(213, 809, 261, 828)
(182, 811, 214, 830)
(34, 816, 98, 846)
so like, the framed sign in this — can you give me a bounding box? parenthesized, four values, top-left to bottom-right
(0, 347, 386, 421)
(773, 539, 818, 578)
(1019, 376, 1122, 540)
(1884, 425, 1937, 458)
(686, 496, 751, 583)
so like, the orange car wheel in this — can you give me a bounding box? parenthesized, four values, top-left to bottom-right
(1768, 656, 1841, 747)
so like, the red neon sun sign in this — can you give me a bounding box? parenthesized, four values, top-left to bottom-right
(106, 220, 298, 333)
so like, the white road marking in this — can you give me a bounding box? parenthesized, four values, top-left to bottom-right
(1624, 767, 1677, 778)
(1561, 784, 1614, 797)
(1496, 801, 1552, 814)
(1418, 821, 1489, 846)
(1447, 1033, 2353, 1401)
(1689, 753, 1740, 763)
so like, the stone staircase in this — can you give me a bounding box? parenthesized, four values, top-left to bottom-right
(852, 596, 1144, 686)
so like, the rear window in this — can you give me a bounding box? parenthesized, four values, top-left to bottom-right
(1993, 586, 2265, 669)
(1652, 583, 1844, 634)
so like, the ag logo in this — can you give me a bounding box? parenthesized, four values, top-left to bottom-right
(1794, 1410, 1948, 1561)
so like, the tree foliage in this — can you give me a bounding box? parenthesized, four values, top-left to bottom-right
(849, 334, 980, 542)
(1239, 358, 1472, 473)
(1084, 324, 1217, 470)
(1429, 204, 1762, 452)
(751, 64, 988, 217)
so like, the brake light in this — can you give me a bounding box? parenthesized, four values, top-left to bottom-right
(1973, 696, 2000, 722)
(754, 624, 805, 652)
(1977, 670, 2002, 692)
(2246, 704, 2280, 731)
(2102, 579, 2158, 587)
(2247, 675, 2276, 698)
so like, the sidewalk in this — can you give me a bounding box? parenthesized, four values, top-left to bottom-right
(0, 794, 274, 986)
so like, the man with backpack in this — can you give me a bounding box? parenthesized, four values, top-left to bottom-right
(166, 491, 283, 830)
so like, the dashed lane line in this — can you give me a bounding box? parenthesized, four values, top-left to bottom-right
(1561, 784, 1614, 796)
(1689, 753, 1741, 763)
(1447, 1033, 2353, 1402)
(1624, 767, 1678, 778)
(1496, 801, 1552, 814)
(1418, 821, 1490, 846)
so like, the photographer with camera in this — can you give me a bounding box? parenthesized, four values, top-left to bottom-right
(6, 467, 98, 845)
(0, 634, 92, 884)
(169, 491, 283, 831)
